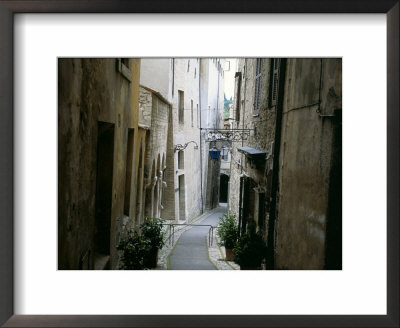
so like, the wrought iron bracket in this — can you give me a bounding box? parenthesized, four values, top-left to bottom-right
(201, 128, 252, 142)
(174, 140, 199, 152)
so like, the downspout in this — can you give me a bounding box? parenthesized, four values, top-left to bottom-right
(237, 59, 247, 234)
(198, 59, 204, 213)
(212, 61, 221, 209)
(172, 58, 175, 97)
(216, 60, 220, 129)
(266, 58, 287, 270)
(241, 59, 247, 174)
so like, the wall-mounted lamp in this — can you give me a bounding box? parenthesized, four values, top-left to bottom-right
(208, 141, 221, 160)
(221, 146, 229, 160)
(174, 141, 199, 152)
(209, 147, 221, 160)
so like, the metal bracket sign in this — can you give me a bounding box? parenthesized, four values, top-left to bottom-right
(202, 129, 252, 142)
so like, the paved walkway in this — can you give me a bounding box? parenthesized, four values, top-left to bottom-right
(168, 206, 227, 270)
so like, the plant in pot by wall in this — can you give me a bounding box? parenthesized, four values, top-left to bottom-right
(233, 229, 267, 270)
(117, 230, 150, 270)
(140, 217, 165, 269)
(217, 212, 238, 261)
(117, 217, 165, 270)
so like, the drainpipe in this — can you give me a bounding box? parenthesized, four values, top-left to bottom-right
(241, 59, 247, 174)
(216, 60, 220, 130)
(172, 58, 175, 98)
(198, 59, 204, 213)
(266, 58, 287, 270)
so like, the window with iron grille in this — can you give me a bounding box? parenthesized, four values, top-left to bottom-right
(269, 58, 280, 107)
(254, 58, 262, 115)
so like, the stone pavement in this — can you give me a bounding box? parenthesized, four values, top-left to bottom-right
(168, 206, 227, 270)
(155, 204, 239, 270)
(155, 209, 215, 270)
(207, 228, 240, 270)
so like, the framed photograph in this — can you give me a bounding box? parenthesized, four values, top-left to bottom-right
(1, 1, 398, 327)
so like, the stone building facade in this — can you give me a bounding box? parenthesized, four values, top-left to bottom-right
(229, 58, 342, 270)
(58, 58, 141, 270)
(140, 58, 224, 223)
(138, 86, 171, 221)
(170, 58, 202, 221)
(199, 58, 225, 210)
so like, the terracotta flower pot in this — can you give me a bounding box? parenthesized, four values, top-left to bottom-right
(225, 248, 234, 261)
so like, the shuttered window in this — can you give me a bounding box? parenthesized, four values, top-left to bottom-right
(234, 72, 242, 121)
(269, 58, 280, 107)
(254, 58, 262, 115)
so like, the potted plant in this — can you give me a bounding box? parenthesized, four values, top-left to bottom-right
(140, 217, 165, 269)
(217, 212, 238, 261)
(117, 230, 150, 270)
(233, 230, 267, 270)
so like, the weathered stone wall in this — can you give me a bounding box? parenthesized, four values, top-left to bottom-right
(138, 87, 152, 128)
(58, 58, 141, 270)
(200, 59, 225, 211)
(139, 87, 170, 220)
(229, 58, 275, 237)
(228, 58, 342, 269)
(275, 58, 342, 269)
(139, 58, 204, 223)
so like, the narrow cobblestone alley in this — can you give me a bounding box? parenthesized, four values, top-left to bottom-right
(57, 58, 342, 271)
(168, 205, 227, 270)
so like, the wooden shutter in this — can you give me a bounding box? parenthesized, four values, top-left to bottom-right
(234, 72, 242, 121)
(254, 58, 262, 115)
(270, 58, 280, 107)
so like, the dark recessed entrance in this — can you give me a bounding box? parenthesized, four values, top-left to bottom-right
(219, 174, 229, 203)
(94, 122, 114, 259)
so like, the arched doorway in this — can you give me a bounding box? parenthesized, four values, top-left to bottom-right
(219, 174, 229, 203)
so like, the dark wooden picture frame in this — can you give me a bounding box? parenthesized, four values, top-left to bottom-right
(0, 1, 398, 327)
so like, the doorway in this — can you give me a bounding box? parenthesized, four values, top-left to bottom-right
(94, 122, 114, 258)
(219, 174, 229, 203)
(178, 174, 185, 221)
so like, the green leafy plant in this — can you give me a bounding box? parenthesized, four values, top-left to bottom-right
(217, 212, 238, 249)
(141, 217, 165, 249)
(117, 230, 150, 270)
(117, 217, 165, 270)
(233, 230, 267, 269)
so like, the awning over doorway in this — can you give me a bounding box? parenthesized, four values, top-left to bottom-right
(237, 146, 266, 160)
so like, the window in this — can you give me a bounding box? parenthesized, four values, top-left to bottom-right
(269, 58, 281, 107)
(116, 58, 132, 82)
(254, 58, 262, 115)
(178, 90, 184, 123)
(187, 60, 190, 72)
(221, 147, 229, 161)
(178, 151, 184, 170)
(124, 129, 134, 216)
(121, 58, 129, 68)
(196, 104, 199, 127)
(191, 100, 194, 127)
